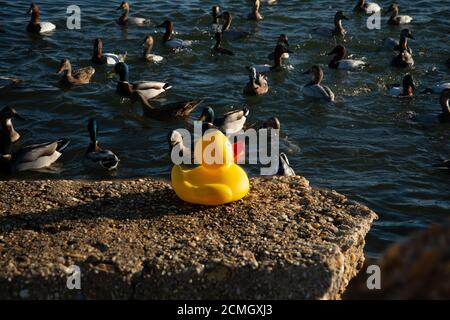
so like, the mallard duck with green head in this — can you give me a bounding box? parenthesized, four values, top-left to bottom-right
(84, 118, 119, 171)
(198, 107, 249, 135)
(0, 129, 69, 173)
(114, 62, 171, 100)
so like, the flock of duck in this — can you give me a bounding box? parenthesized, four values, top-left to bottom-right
(1, 1, 450, 175)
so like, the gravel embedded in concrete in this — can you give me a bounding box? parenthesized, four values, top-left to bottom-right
(0, 176, 377, 299)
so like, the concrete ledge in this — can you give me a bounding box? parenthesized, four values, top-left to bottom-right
(0, 176, 377, 299)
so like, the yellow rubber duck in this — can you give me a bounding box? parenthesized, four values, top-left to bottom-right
(171, 130, 249, 206)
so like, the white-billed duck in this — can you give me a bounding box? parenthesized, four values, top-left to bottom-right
(302, 65, 335, 102)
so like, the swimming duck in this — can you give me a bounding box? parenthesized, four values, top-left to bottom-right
(313, 11, 348, 37)
(0, 107, 25, 143)
(0, 131, 70, 173)
(218, 12, 252, 40)
(131, 91, 201, 120)
(388, 74, 415, 97)
(387, 3, 413, 25)
(26, 3, 56, 34)
(250, 44, 292, 73)
(354, 0, 381, 14)
(199, 107, 249, 135)
(171, 129, 250, 206)
(268, 34, 290, 60)
(302, 65, 335, 102)
(277, 153, 296, 176)
(84, 118, 119, 171)
(328, 45, 366, 70)
(116, 1, 149, 26)
(248, 0, 263, 21)
(383, 29, 414, 54)
(157, 20, 192, 49)
(212, 31, 234, 56)
(438, 89, 450, 124)
(243, 67, 269, 96)
(141, 35, 164, 62)
(57, 59, 95, 86)
(91, 38, 126, 66)
(422, 82, 450, 94)
(391, 49, 414, 68)
(114, 62, 171, 100)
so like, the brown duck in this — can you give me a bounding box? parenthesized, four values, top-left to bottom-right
(57, 59, 95, 86)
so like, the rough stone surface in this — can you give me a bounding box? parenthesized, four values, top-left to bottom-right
(345, 222, 450, 300)
(0, 176, 377, 299)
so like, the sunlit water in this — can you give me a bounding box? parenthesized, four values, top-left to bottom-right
(0, 0, 449, 257)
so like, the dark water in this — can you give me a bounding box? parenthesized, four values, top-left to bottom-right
(0, 0, 449, 257)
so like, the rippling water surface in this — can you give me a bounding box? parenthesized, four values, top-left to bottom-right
(1, 0, 449, 256)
